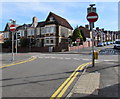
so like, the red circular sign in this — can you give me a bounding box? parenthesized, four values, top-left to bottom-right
(87, 12, 98, 22)
(76, 38, 80, 42)
(10, 24, 16, 31)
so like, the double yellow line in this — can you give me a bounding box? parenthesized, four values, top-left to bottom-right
(50, 62, 92, 99)
(0, 56, 37, 68)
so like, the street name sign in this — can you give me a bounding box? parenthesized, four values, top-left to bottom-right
(87, 12, 98, 22)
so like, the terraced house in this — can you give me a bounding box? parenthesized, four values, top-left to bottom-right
(3, 12, 73, 52)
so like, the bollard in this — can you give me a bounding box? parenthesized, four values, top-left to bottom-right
(94, 51, 98, 59)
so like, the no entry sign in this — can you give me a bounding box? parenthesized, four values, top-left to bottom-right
(76, 38, 80, 42)
(10, 24, 16, 32)
(87, 12, 98, 22)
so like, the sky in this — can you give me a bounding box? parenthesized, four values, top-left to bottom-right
(0, 1, 119, 31)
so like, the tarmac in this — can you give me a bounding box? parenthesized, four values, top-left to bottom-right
(66, 59, 120, 99)
(1, 45, 120, 99)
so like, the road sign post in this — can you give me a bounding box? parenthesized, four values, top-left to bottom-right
(10, 23, 16, 61)
(87, 4, 98, 67)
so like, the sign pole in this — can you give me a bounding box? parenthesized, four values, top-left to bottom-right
(12, 31, 14, 61)
(87, 4, 98, 67)
(16, 32, 17, 54)
(10, 20, 16, 61)
(90, 22, 95, 67)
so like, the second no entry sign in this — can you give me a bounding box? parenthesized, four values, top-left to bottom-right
(87, 12, 98, 22)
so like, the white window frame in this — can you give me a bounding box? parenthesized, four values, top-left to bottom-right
(21, 30, 24, 37)
(27, 29, 31, 36)
(50, 26, 55, 33)
(50, 38, 54, 44)
(46, 38, 49, 44)
(37, 28, 40, 35)
(46, 27, 50, 33)
(50, 17, 54, 21)
(41, 27, 45, 34)
(31, 29, 34, 35)
(4, 32, 9, 38)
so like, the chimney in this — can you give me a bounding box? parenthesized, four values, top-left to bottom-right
(96, 27, 99, 30)
(102, 28, 104, 31)
(32, 17, 38, 27)
(32, 16, 38, 23)
(85, 25, 89, 30)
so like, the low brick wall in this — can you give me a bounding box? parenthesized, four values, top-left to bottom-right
(69, 41, 92, 51)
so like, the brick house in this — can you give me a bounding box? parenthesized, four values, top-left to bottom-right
(2, 12, 73, 52)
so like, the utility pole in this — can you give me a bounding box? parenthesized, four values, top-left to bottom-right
(87, 4, 98, 67)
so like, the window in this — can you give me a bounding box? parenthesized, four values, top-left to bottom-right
(27, 29, 31, 36)
(21, 31, 24, 36)
(46, 38, 49, 44)
(50, 39, 54, 44)
(41, 27, 44, 34)
(50, 26, 54, 33)
(31, 29, 34, 35)
(4, 32, 9, 38)
(46, 27, 50, 33)
(37, 28, 40, 35)
(50, 17, 54, 21)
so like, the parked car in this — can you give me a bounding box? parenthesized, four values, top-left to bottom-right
(114, 39, 120, 49)
(97, 42, 104, 47)
(113, 41, 115, 44)
(104, 42, 107, 46)
(106, 42, 109, 45)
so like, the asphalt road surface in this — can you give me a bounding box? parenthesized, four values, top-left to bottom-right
(1, 44, 119, 98)
(2, 53, 92, 97)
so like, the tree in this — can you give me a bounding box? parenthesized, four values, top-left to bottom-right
(80, 30, 86, 42)
(71, 26, 83, 42)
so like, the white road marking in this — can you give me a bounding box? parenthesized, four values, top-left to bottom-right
(38, 57, 43, 58)
(65, 58, 71, 60)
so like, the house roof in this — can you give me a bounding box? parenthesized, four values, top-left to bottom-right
(3, 12, 73, 32)
(46, 12, 73, 30)
(37, 21, 45, 27)
(4, 23, 20, 31)
(16, 24, 31, 30)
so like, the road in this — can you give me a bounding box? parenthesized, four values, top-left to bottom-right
(1, 44, 119, 98)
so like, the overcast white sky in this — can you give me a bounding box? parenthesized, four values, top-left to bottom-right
(1, 1, 119, 31)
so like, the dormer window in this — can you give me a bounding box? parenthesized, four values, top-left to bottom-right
(50, 17, 54, 21)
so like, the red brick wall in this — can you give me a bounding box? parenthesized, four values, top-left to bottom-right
(69, 41, 92, 51)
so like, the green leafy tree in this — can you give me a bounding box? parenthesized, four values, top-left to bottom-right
(71, 26, 83, 42)
(80, 30, 86, 42)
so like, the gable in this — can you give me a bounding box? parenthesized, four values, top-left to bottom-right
(45, 12, 73, 30)
(4, 23, 10, 31)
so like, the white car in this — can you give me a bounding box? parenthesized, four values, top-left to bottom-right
(114, 39, 120, 49)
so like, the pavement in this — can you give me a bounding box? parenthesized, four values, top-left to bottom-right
(66, 58, 120, 99)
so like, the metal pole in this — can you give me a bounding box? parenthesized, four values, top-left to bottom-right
(89, 4, 95, 67)
(91, 23, 95, 67)
(12, 31, 14, 61)
(16, 32, 17, 54)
